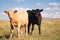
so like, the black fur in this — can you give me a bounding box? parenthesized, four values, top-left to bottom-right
(27, 9, 43, 35)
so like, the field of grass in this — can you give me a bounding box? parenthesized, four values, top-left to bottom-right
(0, 19, 60, 40)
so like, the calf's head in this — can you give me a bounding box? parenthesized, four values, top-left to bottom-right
(35, 9, 43, 14)
(4, 10, 17, 19)
(35, 9, 43, 16)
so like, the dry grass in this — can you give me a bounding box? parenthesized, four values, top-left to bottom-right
(0, 19, 60, 40)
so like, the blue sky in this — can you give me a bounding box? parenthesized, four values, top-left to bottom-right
(0, 0, 60, 20)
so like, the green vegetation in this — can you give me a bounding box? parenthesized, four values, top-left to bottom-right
(0, 19, 60, 40)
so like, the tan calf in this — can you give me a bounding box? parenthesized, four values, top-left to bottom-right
(4, 9, 28, 38)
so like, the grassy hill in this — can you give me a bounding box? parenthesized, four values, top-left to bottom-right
(0, 19, 60, 40)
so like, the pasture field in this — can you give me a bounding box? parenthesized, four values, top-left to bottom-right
(0, 18, 60, 40)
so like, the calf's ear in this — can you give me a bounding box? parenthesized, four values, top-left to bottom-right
(27, 10, 30, 13)
(40, 9, 43, 12)
(14, 10, 17, 13)
(4, 10, 9, 14)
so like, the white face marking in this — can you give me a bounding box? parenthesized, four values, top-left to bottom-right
(8, 10, 14, 18)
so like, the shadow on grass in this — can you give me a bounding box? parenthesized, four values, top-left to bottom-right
(4, 34, 10, 39)
(0, 36, 4, 38)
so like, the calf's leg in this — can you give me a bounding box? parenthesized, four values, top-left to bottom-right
(38, 24, 41, 34)
(10, 24, 14, 38)
(26, 24, 28, 37)
(30, 24, 34, 35)
(28, 23, 31, 34)
(18, 24, 21, 39)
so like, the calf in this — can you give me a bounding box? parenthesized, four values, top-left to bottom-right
(27, 9, 43, 35)
(4, 9, 28, 38)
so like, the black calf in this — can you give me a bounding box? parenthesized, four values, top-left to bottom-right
(27, 9, 43, 35)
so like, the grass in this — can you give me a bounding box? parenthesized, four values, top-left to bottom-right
(0, 19, 60, 40)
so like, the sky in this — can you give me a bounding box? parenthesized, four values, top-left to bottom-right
(0, 0, 60, 20)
